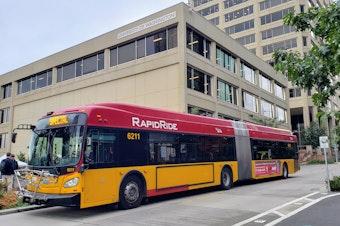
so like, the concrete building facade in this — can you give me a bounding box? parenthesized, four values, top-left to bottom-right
(189, 0, 338, 138)
(0, 3, 289, 156)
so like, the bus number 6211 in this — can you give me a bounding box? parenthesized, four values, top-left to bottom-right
(127, 132, 141, 140)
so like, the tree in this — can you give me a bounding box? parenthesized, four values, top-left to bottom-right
(273, 2, 340, 155)
(300, 122, 327, 149)
(273, 2, 340, 109)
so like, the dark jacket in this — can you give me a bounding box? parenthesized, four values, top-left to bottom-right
(1, 158, 14, 175)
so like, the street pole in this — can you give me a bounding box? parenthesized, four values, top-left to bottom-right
(320, 136, 331, 192)
(323, 147, 331, 192)
(332, 104, 338, 163)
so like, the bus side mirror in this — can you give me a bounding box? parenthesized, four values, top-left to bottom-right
(11, 133, 17, 143)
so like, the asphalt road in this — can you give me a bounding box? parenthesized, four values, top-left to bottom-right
(1, 163, 340, 225)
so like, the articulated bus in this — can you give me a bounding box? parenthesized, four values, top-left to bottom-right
(15, 103, 299, 209)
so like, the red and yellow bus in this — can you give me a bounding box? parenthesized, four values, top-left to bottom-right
(16, 102, 299, 209)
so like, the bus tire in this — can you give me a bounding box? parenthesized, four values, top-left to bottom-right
(119, 175, 144, 210)
(220, 167, 233, 190)
(282, 163, 288, 179)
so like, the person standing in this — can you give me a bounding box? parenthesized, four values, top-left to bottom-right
(1, 152, 14, 192)
(10, 154, 19, 190)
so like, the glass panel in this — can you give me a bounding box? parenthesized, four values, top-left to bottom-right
(20, 78, 31, 94)
(57, 67, 62, 83)
(63, 62, 76, 81)
(137, 38, 145, 59)
(168, 27, 177, 49)
(146, 31, 166, 56)
(110, 48, 117, 66)
(83, 55, 97, 75)
(76, 60, 82, 77)
(31, 76, 36, 91)
(261, 100, 272, 117)
(118, 42, 135, 64)
(47, 71, 52, 86)
(37, 72, 47, 89)
(244, 92, 257, 112)
(98, 52, 104, 70)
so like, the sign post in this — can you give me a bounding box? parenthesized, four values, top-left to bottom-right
(319, 136, 330, 192)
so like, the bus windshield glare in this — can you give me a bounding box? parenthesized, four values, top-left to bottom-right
(28, 113, 87, 167)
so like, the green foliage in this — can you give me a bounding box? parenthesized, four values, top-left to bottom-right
(330, 176, 340, 191)
(273, 3, 340, 109)
(18, 151, 26, 162)
(300, 122, 327, 149)
(248, 114, 284, 128)
(306, 158, 335, 165)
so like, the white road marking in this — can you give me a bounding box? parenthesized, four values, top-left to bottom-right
(233, 192, 340, 226)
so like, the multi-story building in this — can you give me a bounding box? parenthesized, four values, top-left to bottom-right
(190, 0, 338, 138)
(0, 3, 289, 156)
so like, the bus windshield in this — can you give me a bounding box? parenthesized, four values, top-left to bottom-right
(28, 113, 87, 167)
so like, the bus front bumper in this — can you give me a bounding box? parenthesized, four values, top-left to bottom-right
(22, 190, 80, 207)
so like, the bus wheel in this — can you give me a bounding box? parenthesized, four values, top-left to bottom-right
(119, 175, 143, 210)
(220, 167, 233, 190)
(282, 163, 289, 179)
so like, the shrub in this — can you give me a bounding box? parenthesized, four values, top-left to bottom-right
(306, 159, 335, 165)
(329, 176, 340, 191)
(0, 181, 18, 210)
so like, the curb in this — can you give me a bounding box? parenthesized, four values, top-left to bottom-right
(0, 204, 46, 215)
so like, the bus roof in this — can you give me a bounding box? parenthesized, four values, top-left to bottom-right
(48, 102, 296, 141)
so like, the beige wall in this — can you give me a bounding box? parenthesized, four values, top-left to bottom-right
(9, 62, 183, 155)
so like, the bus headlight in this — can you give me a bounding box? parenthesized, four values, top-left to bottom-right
(64, 177, 79, 188)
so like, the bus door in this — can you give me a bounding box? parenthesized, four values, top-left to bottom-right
(82, 129, 118, 207)
(232, 121, 252, 180)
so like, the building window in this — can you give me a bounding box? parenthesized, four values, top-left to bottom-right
(300, 4, 305, 13)
(209, 17, 219, 25)
(216, 47, 236, 73)
(262, 38, 297, 55)
(217, 79, 238, 105)
(0, 133, 8, 149)
(242, 91, 258, 112)
(187, 27, 211, 59)
(18, 70, 52, 94)
(218, 114, 238, 121)
(146, 30, 167, 56)
(224, 5, 253, 22)
(188, 106, 213, 117)
(236, 34, 255, 45)
(240, 62, 256, 84)
(57, 52, 104, 83)
(168, 27, 178, 49)
(303, 36, 308, 46)
(0, 108, 10, 124)
(110, 27, 177, 67)
(289, 88, 302, 98)
(260, 74, 272, 92)
(118, 42, 136, 64)
(307, 89, 312, 96)
(274, 83, 285, 99)
(276, 106, 287, 123)
(193, 0, 213, 7)
(260, 7, 294, 25)
(261, 99, 273, 118)
(262, 25, 295, 40)
(225, 19, 254, 35)
(224, 0, 249, 9)
(2, 83, 12, 99)
(187, 66, 211, 95)
(197, 4, 219, 16)
(260, 0, 292, 11)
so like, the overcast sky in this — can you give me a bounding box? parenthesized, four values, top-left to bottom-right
(0, 0, 185, 75)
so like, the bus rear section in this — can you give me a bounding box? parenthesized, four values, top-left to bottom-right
(231, 121, 299, 181)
